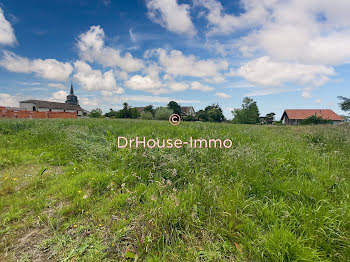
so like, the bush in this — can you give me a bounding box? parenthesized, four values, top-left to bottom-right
(300, 115, 331, 125)
(89, 108, 102, 118)
(140, 111, 154, 120)
(182, 115, 197, 121)
(154, 107, 173, 120)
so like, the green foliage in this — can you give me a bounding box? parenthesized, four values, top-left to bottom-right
(89, 108, 102, 118)
(167, 101, 182, 115)
(1, 119, 350, 261)
(104, 108, 118, 118)
(232, 97, 260, 124)
(154, 107, 173, 120)
(140, 111, 154, 120)
(110, 103, 140, 119)
(300, 115, 332, 125)
(265, 112, 276, 124)
(182, 115, 197, 121)
(143, 105, 155, 116)
(338, 96, 350, 113)
(195, 104, 225, 122)
(129, 108, 140, 119)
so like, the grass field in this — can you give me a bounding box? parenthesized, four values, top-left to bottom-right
(0, 119, 350, 261)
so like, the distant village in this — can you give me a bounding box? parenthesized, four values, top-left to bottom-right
(0, 84, 348, 125)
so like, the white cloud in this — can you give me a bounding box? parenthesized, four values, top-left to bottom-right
(215, 92, 231, 99)
(0, 7, 16, 45)
(51, 90, 68, 102)
(79, 96, 99, 107)
(77, 25, 144, 72)
(73, 60, 123, 93)
(48, 83, 66, 89)
(195, 0, 350, 98)
(0, 51, 73, 81)
(124, 74, 165, 94)
(146, 0, 196, 37)
(0, 93, 18, 107)
(150, 48, 228, 78)
(204, 75, 226, 84)
(302, 87, 313, 99)
(114, 70, 129, 80)
(237, 56, 335, 88)
(191, 81, 214, 92)
(168, 82, 189, 92)
(129, 28, 137, 43)
(104, 94, 200, 104)
(233, 0, 350, 65)
(16, 81, 41, 86)
(195, 0, 273, 36)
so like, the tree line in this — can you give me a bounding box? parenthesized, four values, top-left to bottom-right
(89, 96, 350, 124)
(89, 97, 276, 124)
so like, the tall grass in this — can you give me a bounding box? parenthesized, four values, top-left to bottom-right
(0, 119, 349, 261)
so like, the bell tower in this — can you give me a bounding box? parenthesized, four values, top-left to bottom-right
(65, 83, 79, 105)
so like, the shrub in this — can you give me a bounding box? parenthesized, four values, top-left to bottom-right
(300, 115, 331, 125)
(89, 108, 102, 118)
(140, 111, 154, 120)
(182, 115, 197, 121)
(154, 107, 173, 120)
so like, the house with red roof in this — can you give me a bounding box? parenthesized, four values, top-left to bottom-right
(281, 109, 344, 125)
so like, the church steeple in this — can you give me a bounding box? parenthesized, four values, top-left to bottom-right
(66, 83, 79, 105)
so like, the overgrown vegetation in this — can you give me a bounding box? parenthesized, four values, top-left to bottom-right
(300, 115, 332, 125)
(1, 119, 350, 261)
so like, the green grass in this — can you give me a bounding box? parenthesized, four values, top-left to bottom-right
(0, 119, 350, 261)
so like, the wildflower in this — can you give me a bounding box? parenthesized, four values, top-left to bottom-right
(13, 178, 17, 181)
(4, 177, 8, 180)
(98, 224, 103, 227)
(83, 195, 88, 199)
(77, 190, 81, 194)
(73, 224, 78, 228)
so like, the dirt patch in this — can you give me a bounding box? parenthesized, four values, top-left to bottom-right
(1, 226, 53, 262)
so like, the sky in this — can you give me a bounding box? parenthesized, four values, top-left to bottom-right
(0, 0, 349, 119)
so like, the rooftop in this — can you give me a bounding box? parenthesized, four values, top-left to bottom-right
(20, 100, 84, 111)
(282, 109, 344, 121)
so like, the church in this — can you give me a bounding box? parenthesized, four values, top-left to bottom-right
(20, 84, 88, 117)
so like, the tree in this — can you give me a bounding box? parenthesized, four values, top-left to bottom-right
(195, 104, 225, 122)
(265, 112, 276, 124)
(143, 105, 155, 116)
(341, 115, 350, 122)
(232, 97, 260, 124)
(338, 96, 350, 113)
(89, 108, 102, 118)
(118, 102, 131, 118)
(207, 108, 225, 122)
(105, 108, 118, 118)
(168, 101, 181, 115)
(129, 108, 140, 119)
(196, 110, 208, 122)
(154, 107, 173, 120)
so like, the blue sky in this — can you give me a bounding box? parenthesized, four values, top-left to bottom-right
(0, 0, 349, 119)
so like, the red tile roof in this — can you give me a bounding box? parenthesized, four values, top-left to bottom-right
(283, 109, 344, 121)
